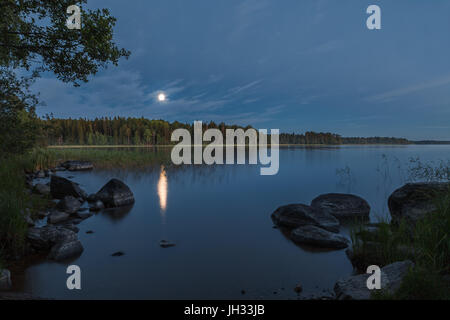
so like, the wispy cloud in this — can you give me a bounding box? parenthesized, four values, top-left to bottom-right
(366, 75, 450, 103)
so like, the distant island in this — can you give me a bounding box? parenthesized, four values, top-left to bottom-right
(40, 116, 449, 146)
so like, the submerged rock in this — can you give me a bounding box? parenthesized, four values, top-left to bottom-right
(61, 160, 93, 171)
(95, 179, 135, 208)
(112, 251, 125, 257)
(388, 182, 450, 225)
(311, 193, 370, 221)
(334, 260, 414, 300)
(160, 240, 176, 248)
(290, 225, 349, 249)
(50, 175, 87, 200)
(48, 240, 83, 261)
(271, 204, 340, 233)
(0, 269, 12, 291)
(56, 196, 81, 214)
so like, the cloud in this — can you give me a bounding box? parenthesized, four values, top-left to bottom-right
(366, 75, 450, 103)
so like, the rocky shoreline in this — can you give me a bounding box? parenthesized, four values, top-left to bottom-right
(271, 183, 449, 300)
(1, 161, 135, 297)
(1, 160, 448, 299)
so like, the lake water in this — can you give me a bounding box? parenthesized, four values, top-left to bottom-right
(13, 145, 450, 299)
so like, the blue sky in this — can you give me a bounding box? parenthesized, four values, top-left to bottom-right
(33, 0, 450, 140)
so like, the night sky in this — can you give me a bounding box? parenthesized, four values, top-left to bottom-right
(33, 0, 450, 140)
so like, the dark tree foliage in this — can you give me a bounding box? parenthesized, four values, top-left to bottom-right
(40, 117, 411, 146)
(0, 0, 130, 154)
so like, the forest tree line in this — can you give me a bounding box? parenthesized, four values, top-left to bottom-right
(39, 116, 412, 146)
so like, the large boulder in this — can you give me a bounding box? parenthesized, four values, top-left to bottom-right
(27, 225, 77, 250)
(61, 161, 93, 171)
(311, 193, 370, 221)
(271, 204, 339, 233)
(50, 175, 87, 200)
(334, 260, 414, 300)
(56, 196, 81, 214)
(48, 240, 83, 261)
(290, 225, 349, 249)
(95, 179, 135, 208)
(0, 269, 12, 291)
(388, 182, 450, 225)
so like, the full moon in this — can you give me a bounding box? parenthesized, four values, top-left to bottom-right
(158, 93, 166, 102)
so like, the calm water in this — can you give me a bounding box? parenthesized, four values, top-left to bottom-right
(14, 145, 450, 299)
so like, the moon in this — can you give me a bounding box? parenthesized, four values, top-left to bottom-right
(157, 93, 166, 102)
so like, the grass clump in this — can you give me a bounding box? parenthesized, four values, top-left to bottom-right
(0, 154, 49, 264)
(34, 147, 172, 169)
(350, 188, 450, 300)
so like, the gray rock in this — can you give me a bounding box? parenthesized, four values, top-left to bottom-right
(334, 260, 414, 300)
(0, 269, 12, 291)
(33, 183, 50, 196)
(47, 210, 70, 224)
(388, 182, 450, 225)
(35, 170, 45, 178)
(89, 200, 104, 212)
(61, 160, 93, 171)
(56, 196, 81, 214)
(290, 225, 349, 249)
(50, 175, 87, 200)
(95, 179, 135, 208)
(77, 212, 93, 220)
(48, 240, 83, 261)
(87, 193, 97, 202)
(311, 193, 371, 221)
(27, 225, 77, 250)
(271, 204, 340, 233)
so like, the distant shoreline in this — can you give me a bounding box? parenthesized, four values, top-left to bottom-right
(46, 143, 450, 148)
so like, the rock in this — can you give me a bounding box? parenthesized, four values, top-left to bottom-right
(388, 182, 450, 225)
(53, 166, 66, 172)
(89, 200, 105, 212)
(50, 175, 87, 200)
(86, 230, 94, 234)
(48, 240, 83, 261)
(112, 251, 125, 257)
(311, 193, 371, 221)
(47, 210, 71, 224)
(56, 196, 81, 214)
(160, 240, 176, 248)
(290, 225, 349, 249)
(271, 204, 340, 233)
(334, 260, 414, 300)
(61, 160, 94, 171)
(35, 170, 45, 178)
(87, 193, 97, 202)
(294, 283, 303, 294)
(33, 183, 50, 196)
(24, 214, 35, 227)
(77, 212, 93, 220)
(95, 179, 135, 208)
(0, 269, 12, 291)
(27, 225, 78, 250)
(60, 224, 80, 233)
